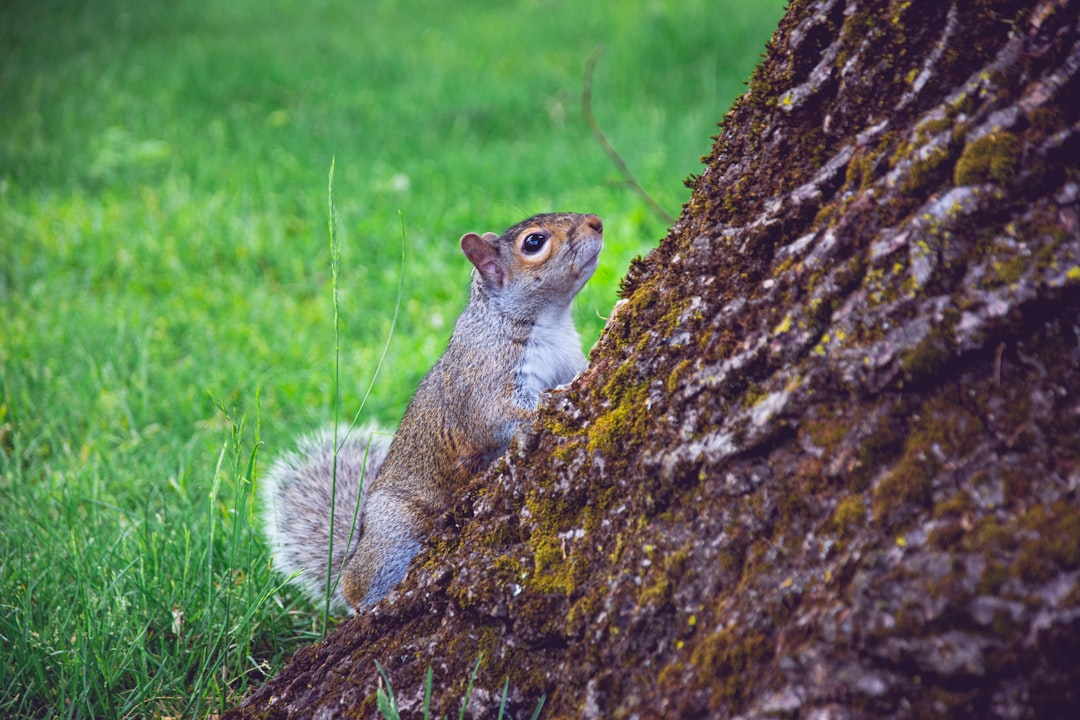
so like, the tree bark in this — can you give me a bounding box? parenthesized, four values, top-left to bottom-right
(231, 0, 1080, 717)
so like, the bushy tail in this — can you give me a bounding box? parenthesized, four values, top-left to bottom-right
(260, 425, 392, 613)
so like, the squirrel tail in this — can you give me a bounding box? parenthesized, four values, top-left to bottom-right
(260, 425, 392, 613)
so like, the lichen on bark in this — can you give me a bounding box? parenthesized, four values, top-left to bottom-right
(230, 1, 1080, 717)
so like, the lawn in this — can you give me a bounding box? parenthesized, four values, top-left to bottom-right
(0, 0, 785, 716)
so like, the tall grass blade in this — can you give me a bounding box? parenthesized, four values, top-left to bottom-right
(324, 155, 342, 636)
(458, 654, 483, 720)
(375, 661, 401, 720)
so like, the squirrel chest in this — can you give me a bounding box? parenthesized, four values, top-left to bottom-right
(514, 303, 583, 408)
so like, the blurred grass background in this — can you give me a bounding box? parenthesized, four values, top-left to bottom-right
(0, 0, 785, 716)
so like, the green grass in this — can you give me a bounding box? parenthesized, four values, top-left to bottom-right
(0, 0, 785, 716)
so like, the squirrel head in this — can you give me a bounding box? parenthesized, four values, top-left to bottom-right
(460, 212, 603, 318)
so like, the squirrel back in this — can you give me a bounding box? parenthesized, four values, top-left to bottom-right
(260, 426, 390, 611)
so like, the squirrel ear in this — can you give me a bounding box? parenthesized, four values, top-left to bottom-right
(460, 232, 505, 287)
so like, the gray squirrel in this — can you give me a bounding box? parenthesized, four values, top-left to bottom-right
(261, 213, 603, 612)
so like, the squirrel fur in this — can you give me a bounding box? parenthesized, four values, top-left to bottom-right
(261, 212, 603, 612)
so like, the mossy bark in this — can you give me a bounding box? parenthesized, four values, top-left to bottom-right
(230, 0, 1080, 717)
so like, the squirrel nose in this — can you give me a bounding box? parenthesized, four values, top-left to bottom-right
(585, 214, 603, 233)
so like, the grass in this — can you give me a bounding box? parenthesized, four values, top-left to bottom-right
(0, 0, 786, 716)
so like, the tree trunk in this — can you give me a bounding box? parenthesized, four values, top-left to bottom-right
(231, 0, 1080, 717)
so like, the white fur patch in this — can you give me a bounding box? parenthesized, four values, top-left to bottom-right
(516, 304, 585, 406)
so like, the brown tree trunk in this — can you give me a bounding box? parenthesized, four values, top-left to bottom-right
(231, 0, 1080, 717)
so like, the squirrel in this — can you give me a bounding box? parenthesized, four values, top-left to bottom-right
(261, 212, 603, 612)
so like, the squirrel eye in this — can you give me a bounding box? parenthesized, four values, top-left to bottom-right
(521, 232, 547, 255)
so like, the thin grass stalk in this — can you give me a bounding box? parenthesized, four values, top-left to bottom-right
(324, 156, 342, 636)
